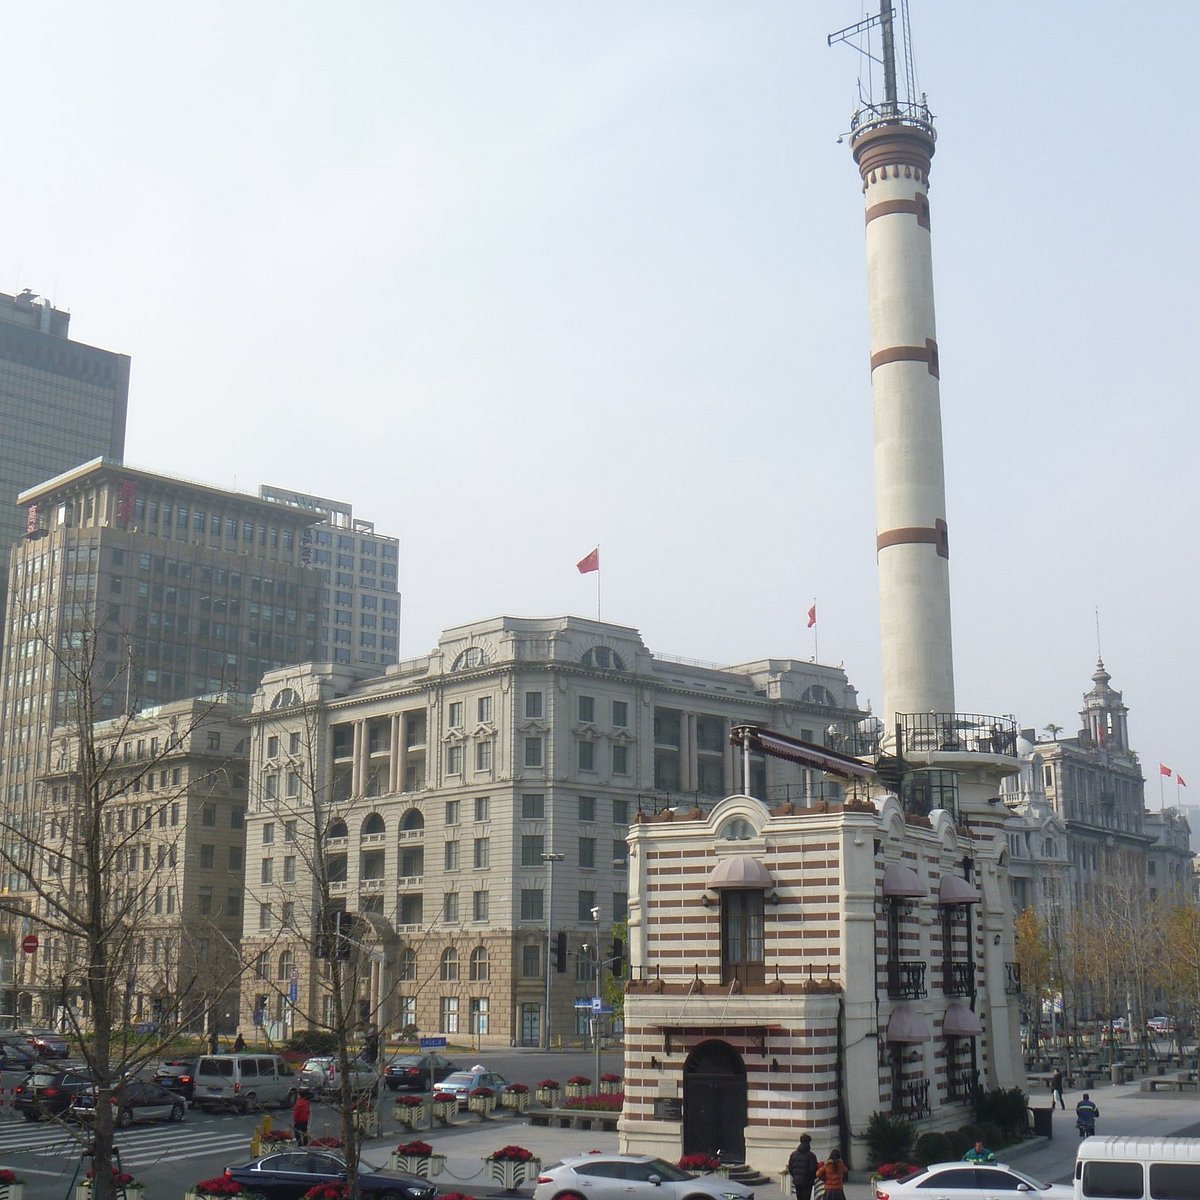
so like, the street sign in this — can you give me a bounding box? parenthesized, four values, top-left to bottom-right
(419, 1036, 447, 1049)
(289, 980, 298, 1002)
(21, 934, 37, 954)
(574, 1001, 594, 1009)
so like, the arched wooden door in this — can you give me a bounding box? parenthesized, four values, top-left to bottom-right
(683, 1040, 747, 1161)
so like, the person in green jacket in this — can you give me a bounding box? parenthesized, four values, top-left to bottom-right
(962, 1140, 996, 1163)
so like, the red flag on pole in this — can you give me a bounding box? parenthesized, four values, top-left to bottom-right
(807, 604, 817, 628)
(576, 547, 599, 575)
(1178, 775, 1188, 788)
(1160, 763, 1173, 778)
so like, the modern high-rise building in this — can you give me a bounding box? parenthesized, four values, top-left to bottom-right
(0, 459, 395, 864)
(0, 290, 130, 650)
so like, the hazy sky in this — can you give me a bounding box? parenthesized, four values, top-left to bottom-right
(5, 2, 1196, 795)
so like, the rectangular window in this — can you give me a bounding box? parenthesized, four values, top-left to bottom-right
(289, 732, 301, 754)
(267, 735, 279, 757)
(521, 793, 545, 819)
(470, 997, 489, 1035)
(612, 700, 629, 727)
(445, 800, 460, 826)
(285, 820, 297, 842)
(721, 890, 766, 987)
(201, 803, 216, 827)
(448, 701, 463, 727)
(578, 740, 595, 771)
(613, 840, 629, 868)
(444, 892, 459, 922)
(613, 891, 628, 921)
(475, 741, 492, 771)
(524, 691, 543, 719)
(579, 795, 596, 822)
(444, 841, 460, 871)
(473, 838, 490, 869)
(200, 844, 215, 869)
(446, 744, 463, 774)
(522, 944, 541, 977)
(259, 903, 272, 931)
(521, 834, 545, 866)
(262, 822, 275, 844)
(611, 744, 629, 775)
(579, 837, 595, 869)
(474, 796, 489, 822)
(473, 890, 489, 921)
(477, 696, 492, 723)
(578, 695, 595, 723)
(198, 886, 213, 915)
(524, 737, 543, 768)
(520, 889, 544, 920)
(613, 798, 630, 824)
(283, 856, 296, 883)
(440, 996, 459, 1035)
(578, 890, 597, 922)
(228, 891, 241, 917)
(261, 859, 273, 884)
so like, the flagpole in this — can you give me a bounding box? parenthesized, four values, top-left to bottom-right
(812, 596, 818, 662)
(596, 544, 601, 622)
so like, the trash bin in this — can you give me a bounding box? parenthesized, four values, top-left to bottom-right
(1031, 1107, 1054, 1139)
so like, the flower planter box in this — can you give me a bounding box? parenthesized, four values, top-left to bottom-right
(468, 1094, 497, 1119)
(353, 1108, 380, 1138)
(388, 1153, 445, 1178)
(431, 1097, 458, 1124)
(500, 1090, 530, 1113)
(78, 1190, 145, 1200)
(535, 1087, 561, 1108)
(565, 1083, 588, 1099)
(393, 1099, 429, 1129)
(486, 1158, 541, 1192)
(0, 1185, 25, 1200)
(598, 1080, 621, 1095)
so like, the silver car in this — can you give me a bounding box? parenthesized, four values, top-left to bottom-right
(298, 1055, 380, 1099)
(872, 1162, 1074, 1200)
(533, 1155, 753, 1200)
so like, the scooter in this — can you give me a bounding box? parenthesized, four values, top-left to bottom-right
(1076, 1116, 1097, 1138)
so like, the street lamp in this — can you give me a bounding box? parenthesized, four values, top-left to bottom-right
(591, 905, 602, 1086)
(541, 852, 564, 1051)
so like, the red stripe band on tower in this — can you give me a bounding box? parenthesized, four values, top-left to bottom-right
(876, 519, 949, 559)
(865, 197, 930, 230)
(870, 338, 939, 378)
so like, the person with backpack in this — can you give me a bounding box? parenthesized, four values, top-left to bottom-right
(1076, 1093, 1100, 1137)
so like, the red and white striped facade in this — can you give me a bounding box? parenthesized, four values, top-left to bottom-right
(618, 790, 1022, 1170)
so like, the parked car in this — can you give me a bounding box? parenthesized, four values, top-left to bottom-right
(431, 1065, 511, 1108)
(70, 1080, 186, 1126)
(153, 1058, 198, 1101)
(383, 1053, 458, 1092)
(533, 1155, 755, 1200)
(193, 1054, 298, 1113)
(223, 1149, 437, 1200)
(297, 1055, 380, 1100)
(870, 1162, 1073, 1200)
(14, 1028, 70, 1059)
(0, 1043, 38, 1072)
(1147, 1016, 1176, 1035)
(12, 1067, 94, 1121)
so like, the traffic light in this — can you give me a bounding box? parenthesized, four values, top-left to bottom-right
(610, 937, 624, 979)
(554, 930, 567, 973)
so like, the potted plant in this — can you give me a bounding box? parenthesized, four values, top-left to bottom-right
(677, 1154, 722, 1176)
(535, 1078, 561, 1107)
(389, 1139, 446, 1177)
(301, 1186, 349, 1200)
(0, 1169, 26, 1200)
(869, 1163, 916, 1185)
(393, 1093, 428, 1129)
(185, 1179, 265, 1200)
(261, 1129, 293, 1145)
(566, 1074, 592, 1099)
(485, 1145, 541, 1192)
(78, 1168, 144, 1200)
(309, 1136, 342, 1149)
(500, 1083, 530, 1112)
(468, 1085, 497, 1118)
(599, 1073, 622, 1095)
(431, 1092, 458, 1124)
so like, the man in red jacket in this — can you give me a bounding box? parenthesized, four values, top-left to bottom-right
(293, 1093, 311, 1145)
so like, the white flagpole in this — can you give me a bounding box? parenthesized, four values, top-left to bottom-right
(596, 545, 601, 622)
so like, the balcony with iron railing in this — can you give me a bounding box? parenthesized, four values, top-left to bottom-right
(891, 1076, 932, 1119)
(896, 713, 1018, 758)
(886, 960, 928, 1000)
(942, 960, 975, 998)
(947, 1066, 979, 1104)
(1004, 961, 1022, 996)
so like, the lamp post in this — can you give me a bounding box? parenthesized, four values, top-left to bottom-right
(541, 852, 564, 1051)
(591, 905, 602, 1086)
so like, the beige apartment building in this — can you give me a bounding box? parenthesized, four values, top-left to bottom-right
(16, 695, 249, 1032)
(238, 615, 867, 1047)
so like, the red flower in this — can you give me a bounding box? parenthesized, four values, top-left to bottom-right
(567, 1075, 592, 1085)
(488, 1145, 535, 1163)
(470, 1086, 495, 1098)
(677, 1153, 721, 1172)
(194, 1179, 246, 1197)
(537, 1079, 560, 1089)
(394, 1094, 426, 1107)
(395, 1140, 433, 1156)
(564, 1093, 623, 1111)
(600, 1073, 622, 1083)
(301, 1184, 350, 1200)
(0, 1171, 21, 1186)
(309, 1136, 342, 1148)
(506, 1083, 530, 1093)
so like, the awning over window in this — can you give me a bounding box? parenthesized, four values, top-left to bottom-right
(708, 855, 774, 890)
(938, 875, 981, 905)
(885, 1007, 931, 1044)
(943, 1002, 984, 1037)
(883, 862, 927, 898)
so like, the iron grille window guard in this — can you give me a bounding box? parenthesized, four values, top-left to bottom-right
(1004, 961, 1021, 996)
(887, 960, 927, 999)
(943, 960, 975, 997)
(891, 1076, 932, 1119)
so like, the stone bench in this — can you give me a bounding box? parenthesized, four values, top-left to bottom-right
(529, 1107, 620, 1132)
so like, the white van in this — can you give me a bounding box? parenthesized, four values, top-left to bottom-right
(1074, 1136, 1200, 1200)
(192, 1054, 298, 1113)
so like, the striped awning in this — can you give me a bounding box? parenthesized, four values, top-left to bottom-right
(943, 1003, 984, 1037)
(938, 875, 981, 905)
(883, 862, 927, 898)
(885, 1007, 931, 1044)
(708, 856, 774, 890)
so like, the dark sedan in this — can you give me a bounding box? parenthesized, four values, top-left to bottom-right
(71, 1081, 186, 1126)
(0, 1043, 38, 1072)
(224, 1150, 437, 1200)
(12, 1068, 94, 1120)
(383, 1053, 458, 1092)
(153, 1059, 198, 1101)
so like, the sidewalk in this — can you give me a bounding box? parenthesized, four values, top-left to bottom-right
(359, 1079, 1200, 1199)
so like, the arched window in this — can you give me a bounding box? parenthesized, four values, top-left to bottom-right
(451, 647, 485, 671)
(361, 812, 385, 837)
(581, 646, 625, 670)
(327, 818, 348, 840)
(278, 949, 293, 982)
(399, 947, 417, 982)
(440, 948, 458, 982)
(400, 808, 425, 831)
(720, 818, 755, 841)
(802, 684, 836, 707)
(470, 946, 489, 982)
(270, 687, 300, 709)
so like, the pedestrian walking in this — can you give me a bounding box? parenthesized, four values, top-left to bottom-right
(293, 1093, 311, 1146)
(816, 1149, 847, 1200)
(1051, 1068, 1065, 1110)
(787, 1135, 819, 1200)
(233, 1031, 246, 1053)
(208, 1028, 219, 1055)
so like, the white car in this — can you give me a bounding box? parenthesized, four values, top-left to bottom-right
(872, 1162, 1073, 1200)
(431, 1064, 510, 1108)
(533, 1155, 753, 1200)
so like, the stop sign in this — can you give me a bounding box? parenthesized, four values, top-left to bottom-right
(21, 934, 38, 954)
